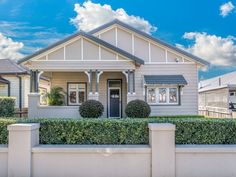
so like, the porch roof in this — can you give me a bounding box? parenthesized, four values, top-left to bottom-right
(144, 75, 188, 86)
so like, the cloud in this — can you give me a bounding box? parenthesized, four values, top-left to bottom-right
(0, 33, 24, 60)
(177, 32, 236, 66)
(70, 1, 157, 34)
(0, 21, 67, 55)
(220, 1, 235, 17)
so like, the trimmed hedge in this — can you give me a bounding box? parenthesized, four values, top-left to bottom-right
(0, 97, 15, 117)
(0, 118, 16, 144)
(1, 117, 236, 145)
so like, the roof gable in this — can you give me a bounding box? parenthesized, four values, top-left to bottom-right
(18, 31, 144, 65)
(89, 19, 210, 66)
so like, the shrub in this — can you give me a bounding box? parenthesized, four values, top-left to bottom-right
(46, 87, 65, 106)
(125, 99, 151, 118)
(79, 100, 104, 118)
(0, 97, 15, 117)
(2, 117, 236, 145)
(0, 118, 16, 144)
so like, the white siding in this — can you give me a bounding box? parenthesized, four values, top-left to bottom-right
(48, 47, 64, 60)
(135, 63, 198, 115)
(22, 76, 30, 108)
(0, 84, 8, 96)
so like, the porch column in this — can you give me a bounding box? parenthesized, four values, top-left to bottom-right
(95, 70, 103, 94)
(30, 70, 39, 93)
(85, 70, 93, 94)
(123, 70, 137, 103)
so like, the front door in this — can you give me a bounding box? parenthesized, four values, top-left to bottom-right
(108, 80, 121, 118)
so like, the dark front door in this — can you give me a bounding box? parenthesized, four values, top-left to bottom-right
(109, 89, 120, 118)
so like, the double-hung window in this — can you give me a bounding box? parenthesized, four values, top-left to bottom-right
(147, 86, 179, 105)
(68, 83, 86, 105)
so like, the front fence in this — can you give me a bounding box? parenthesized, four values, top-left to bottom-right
(1, 123, 236, 177)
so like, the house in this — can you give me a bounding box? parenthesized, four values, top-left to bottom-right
(17, 19, 209, 118)
(0, 59, 50, 115)
(199, 71, 236, 118)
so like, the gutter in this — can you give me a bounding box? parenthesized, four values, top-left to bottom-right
(16, 75, 22, 117)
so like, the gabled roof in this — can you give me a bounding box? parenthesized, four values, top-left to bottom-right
(17, 31, 144, 65)
(144, 75, 187, 85)
(89, 19, 210, 66)
(0, 59, 29, 74)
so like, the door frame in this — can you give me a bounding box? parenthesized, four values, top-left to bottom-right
(107, 79, 122, 118)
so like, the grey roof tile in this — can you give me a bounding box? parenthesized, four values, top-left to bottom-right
(144, 75, 188, 85)
(0, 59, 29, 74)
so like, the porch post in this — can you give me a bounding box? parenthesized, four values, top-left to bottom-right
(30, 70, 39, 93)
(95, 70, 103, 94)
(85, 70, 93, 94)
(132, 70, 135, 94)
(127, 70, 131, 94)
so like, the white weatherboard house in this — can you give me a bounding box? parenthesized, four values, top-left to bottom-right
(18, 20, 209, 118)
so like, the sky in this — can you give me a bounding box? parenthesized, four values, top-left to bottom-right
(0, 0, 236, 80)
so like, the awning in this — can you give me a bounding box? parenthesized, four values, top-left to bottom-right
(0, 77, 10, 84)
(144, 75, 187, 86)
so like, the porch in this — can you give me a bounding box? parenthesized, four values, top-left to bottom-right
(28, 70, 136, 118)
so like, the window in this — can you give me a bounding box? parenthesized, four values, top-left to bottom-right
(147, 88, 156, 103)
(146, 86, 179, 105)
(68, 83, 86, 105)
(230, 92, 236, 96)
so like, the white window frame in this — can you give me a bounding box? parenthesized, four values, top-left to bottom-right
(68, 82, 87, 106)
(147, 85, 179, 105)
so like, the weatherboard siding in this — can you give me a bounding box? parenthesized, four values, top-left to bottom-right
(135, 63, 198, 115)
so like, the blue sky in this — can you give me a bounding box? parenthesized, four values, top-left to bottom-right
(0, 0, 236, 80)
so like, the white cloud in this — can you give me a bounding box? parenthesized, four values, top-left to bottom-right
(177, 32, 236, 66)
(220, 1, 235, 17)
(0, 21, 67, 55)
(0, 33, 24, 60)
(70, 1, 157, 34)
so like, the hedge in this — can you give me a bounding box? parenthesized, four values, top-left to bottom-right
(0, 97, 15, 117)
(1, 117, 236, 145)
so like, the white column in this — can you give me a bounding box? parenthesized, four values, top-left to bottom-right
(148, 123, 176, 177)
(7, 123, 40, 177)
(28, 93, 40, 118)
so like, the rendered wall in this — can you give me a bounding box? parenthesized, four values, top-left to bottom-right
(1, 123, 236, 177)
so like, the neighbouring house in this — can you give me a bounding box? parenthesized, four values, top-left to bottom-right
(18, 19, 209, 118)
(0, 59, 50, 115)
(199, 71, 236, 118)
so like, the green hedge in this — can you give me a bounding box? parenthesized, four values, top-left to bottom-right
(1, 117, 236, 145)
(0, 97, 15, 117)
(0, 118, 16, 144)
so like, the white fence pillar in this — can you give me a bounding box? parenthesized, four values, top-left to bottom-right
(28, 93, 40, 118)
(7, 123, 40, 177)
(149, 123, 176, 177)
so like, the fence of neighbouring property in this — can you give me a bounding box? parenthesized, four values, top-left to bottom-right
(199, 106, 236, 118)
(1, 123, 236, 177)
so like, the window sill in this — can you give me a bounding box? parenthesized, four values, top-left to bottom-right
(148, 103, 180, 106)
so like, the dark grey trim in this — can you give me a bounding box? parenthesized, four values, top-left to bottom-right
(89, 19, 209, 66)
(133, 71, 135, 93)
(144, 75, 188, 85)
(178, 86, 181, 106)
(67, 82, 87, 106)
(17, 31, 144, 65)
(107, 79, 123, 118)
(7, 83, 10, 97)
(30, 70, 39, 92)
(17, 75, 22, 117)
(144, 85, 147, 102)
(0, 77, 10, 84)
(127, 70, 131, 93)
